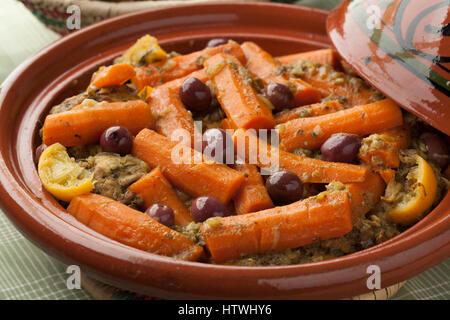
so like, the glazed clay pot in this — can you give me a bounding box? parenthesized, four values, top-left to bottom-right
(0, 3, 448, 299)
(327, 0, 450, 136)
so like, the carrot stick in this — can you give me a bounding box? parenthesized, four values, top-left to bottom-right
(358, 125, 411, 169)
(132, 129, 245, 204)
(277, 48, 340, 68)
(204, 53, 275, 130)
(128, 167, 193, 226)
(278, 99, 403, 151)
(233, 128, 369, 183)
(232, 164, 274, 215)
(287, 59, 380, 106)
(67, 193, 203, 261)
(201, 191, 352, 262)
(378, 168, 396, 184)
(132, 41, 246, 91)
(274, 100, 345, 124)
(241, 42, 321, 106)
(344, 171, 385, 220)
(91, 63, 136, 88)
(444, 164, 450, 180)
(148, 69, 207, 145)
(43, 100, 154, 147)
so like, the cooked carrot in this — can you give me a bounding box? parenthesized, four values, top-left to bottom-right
(148, 69, 207, 145)
(344, 171, 385, 220)
(241, 42, 321, 106)
(138, 85, 153, 101)
(132, 129, 245, 204)
(204, 53, 275, 130)
(278, 99, 403, 151)
(43, 100, 154, 147)
(277, 48, 340, 68)
(358, 125, 411, 169)
(132, 41, 246, 91)
(274, 100, 345, 124)
(129, 167, 193, 226)
(91, 63, 136, 88)
(378, 168, 396, 184)
(232, 164, 274, 215)
(233, 128, 369, 183)
(220, 118, 236, 131)
(67, 193, 203, 261)
(201, 191, 352, 262)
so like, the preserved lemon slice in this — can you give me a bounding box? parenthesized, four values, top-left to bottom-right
(38, 143, 93, 202)
(388, 155, 437, 225)
(118, 35, 167, 66)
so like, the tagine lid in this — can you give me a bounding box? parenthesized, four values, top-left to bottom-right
(327, 0, 450, 135)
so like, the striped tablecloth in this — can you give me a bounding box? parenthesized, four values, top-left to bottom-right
(0, 0, 448, 300)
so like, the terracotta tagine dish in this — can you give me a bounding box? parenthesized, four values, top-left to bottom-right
(0, 2, 448, 299)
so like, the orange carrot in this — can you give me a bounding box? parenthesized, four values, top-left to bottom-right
(132, 41, 246, 91)
(148, 69, 207, 145)
(132, 129, 245, 204)
(232, 164, 274, 215)
(221, 118, 236, 131)
(201, 191, 352, 262)
(129, 167, 193, 226)
(358, 125, 411, 169)
(91, 63, 136, 88)
(204, 53, 275, 130)
(274, 100, 345, 124)
(277, 48, 340, 68)
(43, 100, 154, 147)
(344, 171, 385, 220)
(278, 99, 403, 151)
(233, 129, 369, 183)
(67, 193, 203, 261)
(241, 42, 321, 106)
(287, 59, 380, 106)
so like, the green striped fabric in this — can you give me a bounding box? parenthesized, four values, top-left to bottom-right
(0, 0, 448, 300)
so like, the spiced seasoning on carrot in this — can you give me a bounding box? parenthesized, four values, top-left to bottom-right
(277, 98, 403, 151)
(241, 42, 321, 106)
(148, 69, 207, 144)
(132, 41, 246, 90)
(233, 128, 369, 183)
(67, 193, 203, 261)
(358, 125, 411, 170)
(43, 100, 154, 147)
(90, 63, 136, 88)
(129, 167, 193, 226)
(204, 53, 276, 130)
(232, 164, 274, 215)
(286, 59, 382, 106)
(277, 48, 340, 68)
(274, 100, 345, 124)
(201, 191, 353, 262)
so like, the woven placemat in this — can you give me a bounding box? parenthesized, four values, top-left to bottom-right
(81, 274, 406, 300)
